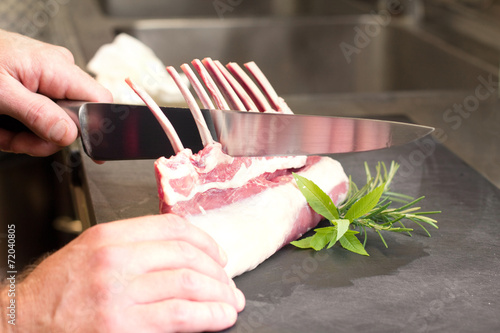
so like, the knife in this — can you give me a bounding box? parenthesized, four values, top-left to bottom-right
(52, 101, 435, 160)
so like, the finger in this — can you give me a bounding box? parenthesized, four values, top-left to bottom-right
(127, 269, 245, 312)
(132, 298, 239, 332)
(0, 76, 78, 147)
(85, 214, 228, 267)
(25, 44, 113, 103)
(0, 128, 63, 156)
(1, 32, 112, 104)
(109, 240, 231, 285)
(142, 300, 238, 332)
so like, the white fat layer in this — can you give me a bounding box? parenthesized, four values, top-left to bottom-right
(197, 146, 234, 173)
(187, 157, 348, 278)
(157, 149, 307, 205)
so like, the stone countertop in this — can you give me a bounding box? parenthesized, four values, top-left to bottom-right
(79, 90, 500, 331)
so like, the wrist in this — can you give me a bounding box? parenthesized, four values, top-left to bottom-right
(1, 268, 42, 333)
(0, 281, 15, 333)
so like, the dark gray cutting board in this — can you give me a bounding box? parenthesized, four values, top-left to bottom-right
(80, 115, 500, 332)
(224, 135, 500, 333)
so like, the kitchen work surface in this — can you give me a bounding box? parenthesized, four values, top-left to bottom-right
(80, 121, 500, 332)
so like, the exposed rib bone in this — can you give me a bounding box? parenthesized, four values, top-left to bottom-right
(180, 63, 215, 109)
(213, 60, 259, 112)
(166, 66, 214, 147)
(192, 59, 230, 110)
(244, 61, 279, 111)
(168, 60, 292, 116)
(226, 62, 273, 112)
(244, 61, 293, 114)
(202, 57, 246, 111)
(125, 77, 184, 153)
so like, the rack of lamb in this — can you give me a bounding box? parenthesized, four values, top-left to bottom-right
(126, 58, 349, 278)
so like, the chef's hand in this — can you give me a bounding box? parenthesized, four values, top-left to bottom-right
(0, 29, 112, 156)
(1, 214, 245, 333)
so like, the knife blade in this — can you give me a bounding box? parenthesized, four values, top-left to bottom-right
(58, 102, 434, 160)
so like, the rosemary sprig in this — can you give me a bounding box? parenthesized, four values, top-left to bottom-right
(291, 161, 440, 256)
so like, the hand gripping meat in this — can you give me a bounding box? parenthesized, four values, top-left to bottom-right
(126, 59, 349, 278)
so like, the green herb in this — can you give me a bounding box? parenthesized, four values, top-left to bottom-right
(291, 161, 439, 256)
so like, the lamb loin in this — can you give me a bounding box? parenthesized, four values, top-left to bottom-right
(157, 143, 348, 277)
(126, 58, 349, 277)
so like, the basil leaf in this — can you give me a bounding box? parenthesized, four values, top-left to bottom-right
(339, 231, 369, 256)
(293, 173, 339, 220)
(345, 184, 385, 221)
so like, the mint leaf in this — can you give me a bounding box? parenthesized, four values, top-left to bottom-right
(310, 232, 331, 251)
(311, 226, 336, 250)
(293, 173, 339, 220)
(339, 231, 369, 256)
(314, 226, 336, 234)
(291, 227, 336, 250)
(290, 236, 313, 249)
(333, 219, 350, 242)
(345, 184, 385, 221)
(327, 228, 339, 249)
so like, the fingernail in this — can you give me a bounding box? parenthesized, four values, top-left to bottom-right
(49, 118, 69, 144)
(233, 287, 246, 311)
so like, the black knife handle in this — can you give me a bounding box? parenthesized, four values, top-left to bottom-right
(0, 115, 31, 133)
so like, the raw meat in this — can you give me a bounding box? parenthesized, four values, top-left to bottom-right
(127, 59, 349, 277)
(185, 153, 348, 277)
(155, 143, 308, 216)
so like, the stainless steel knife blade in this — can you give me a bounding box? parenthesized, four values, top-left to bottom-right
(209, 108, 434, 157)
(58, 102, 434, 160)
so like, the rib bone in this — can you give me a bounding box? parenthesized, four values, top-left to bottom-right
(125, 77, 184, 153)
(192, 59, 229, 110)
(165, 66, 214, 146)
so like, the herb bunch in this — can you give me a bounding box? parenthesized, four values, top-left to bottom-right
(291, 161, 440, 256)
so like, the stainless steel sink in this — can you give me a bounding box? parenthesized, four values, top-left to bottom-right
(69, 0, 497, 97)
(97, 0, 372, 18)
(112, 17, 496, 96)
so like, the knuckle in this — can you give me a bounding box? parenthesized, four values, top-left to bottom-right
(54, 46, 74, 62)
(42, 45, 74, 64)
(168, 301, 191, 328)
(23, 100, 46, 129)
(178, 269, 201, 292)
(175, 240, 198, 261)
(91, 244, 124, 270)
(164, 214, 190, 234)
(89, 249, 132, 299)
